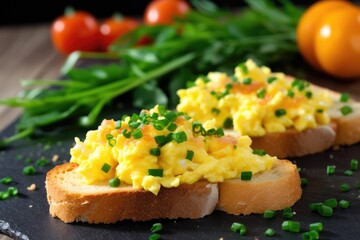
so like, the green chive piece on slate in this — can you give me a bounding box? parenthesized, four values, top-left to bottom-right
(339, 200, 349, 209)
(0, 177, 12, 185)
(309, 202, 323, 211)
(324, 198, 337, 208)
(301, 178, 308, 187)
(263, 210, 276, 219)
(340, 183, 350, 192)
(151, 223, 163, 233)
(7, 187, 18, 196)
(265, 228, 276, 237)
(344, 170, 353, 176)
(327, 165, 336, 175)
(309, 222, 323, 232)
(317, 204, 333, 217)
(283, 207, 293, 218)
(23, 165, 36, 175)
(282, 221, 300, 232)
(231, 222, 242, 232)
(351, 159, 358, 171)
(149, 233, 161, 240)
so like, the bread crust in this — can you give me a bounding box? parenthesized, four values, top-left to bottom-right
(217, 160, 301, 215)
(226, 125, 336, 158)
(46, 163, 218, 223)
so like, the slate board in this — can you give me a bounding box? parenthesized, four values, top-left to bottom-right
(0, 118, 360, 240)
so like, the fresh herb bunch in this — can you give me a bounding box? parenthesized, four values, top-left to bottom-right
(0, 0, 303, 146)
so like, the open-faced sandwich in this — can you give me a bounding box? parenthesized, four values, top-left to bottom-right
(46, 106, 301, 223)
(177, 60, 360, 158)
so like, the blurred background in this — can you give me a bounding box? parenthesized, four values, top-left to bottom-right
(0, 0, 316, 25)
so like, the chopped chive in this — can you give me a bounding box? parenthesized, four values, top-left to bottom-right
(129, 121, 141, 129)
(129, 113, 139, 123)
(265, 228, 276, 237)
(302, 230, 319, 240)
(317, 204, 333, 217)
(241, 171, 252, 181)
(305, 91, 313, 99)
(257, 88, 266, 99)
(340, 105, 352, 116)
(7, 187, 18, 196)
(339, 199, 349, 209)
(25, 158, 32, 163)
(297, 167, 301, 172)
(327, 165, 336, 175)
(167, 122, 177, 132)
(309, 222, 323, 232)
(282, 221, 300, 232)
(151, 112, 159, 119)
(23, 165, 36, 175)
(164, 111, 177, 122)
(316, 109, 324, 113)
(153, 122, 164, 130)
(149, 233, 161, 240)
(186, 150, 194, 161)
(121, 114, 129, 121)
(340, 183, 350, 192)
(309, 202, 323, 211)
(283, 207, 293, 218)
(263, 210, 276, 219)
(242, 77, 252, 85)
(231, 222, 241, 232)
(239, 225, 247, 236)
(275, 109, 287, 117)
(0, 177, 12, 185)
(216, 128, 225, 137)
(192, 122, 203, 133)
(301, 178, 308, 187)
(351, 159, 358, 171)
(132, 129, 143, 139)
(101, 163, 111, 173)
(122, 129, 131, 138)
(0, 191, 10, 200)
(253, 149, 266, 156)
(206, 128, 216, 136)
(267, 76, 277, 84)
(106, 134, 114, 140)
(238, 63, 248, 74)
(150, 148, 161, 157)
(354, 182, 360, 189)
(36, 158, 49, 167)
(211, 108, 220, 115)
(340, 93, 350, 102)
(148, 169, 163, 177)
(155, 135, 167, 146)
(343, 170, 353, 176)
(108, 138, 117, 147)
(151, 223, 163, 233)
(158, 105, 166, 116)
(108, 177, 121, 187)
(324, 198, 337, 208)
(223, 117, 233, 128)
(287, 89, 295, 98)
(172, 131, 187, 143)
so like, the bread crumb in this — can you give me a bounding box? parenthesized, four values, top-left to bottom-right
(52, 154, 59, 162)
(29, 205, 33, 208)
(27, 183, 36, 191)
(219, 238, 224, 240)
(329, 154, 334, 159)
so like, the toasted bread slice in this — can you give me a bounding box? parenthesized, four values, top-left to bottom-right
(217, 160, 301, 215)
(46, 160, 301, 223)
(46, 163, 218, 223)
(225, 125, 336, 158)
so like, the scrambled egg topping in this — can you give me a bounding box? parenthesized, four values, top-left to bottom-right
(177, 59, 333, 136)
(70, 105, 275, 195)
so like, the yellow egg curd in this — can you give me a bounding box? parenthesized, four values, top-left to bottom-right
(70, 105, 275, 195)
(177, 59, 333, 136)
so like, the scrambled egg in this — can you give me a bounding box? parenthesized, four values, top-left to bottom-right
(70, 105, 276, 195)
(177, 59, 333, 136)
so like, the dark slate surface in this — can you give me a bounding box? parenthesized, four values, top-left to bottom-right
(0, 120, 360, 240)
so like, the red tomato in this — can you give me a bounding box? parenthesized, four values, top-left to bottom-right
(144, 0, 191, 25)
(100, 15, 141, 51)
(51, 9, 100, 55)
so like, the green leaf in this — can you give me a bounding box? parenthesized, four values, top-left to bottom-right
(133, 82, 168, 109)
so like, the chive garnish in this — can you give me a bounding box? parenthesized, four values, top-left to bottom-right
(238, 63, 248, 74)
(129, 121, 141, 129)
(351, 159, 358, 171)
(192, 122, 203, 133)
(340, 105, 352, 116)
(172, 131, 187, 143)
(7, 187, 18, 196)
(305, 91, 313, 99)
(316, 109, 324, 113)
(242, 77, 252, 85)
(151, 112, 159, 119)
(206, 128, 216, 136)
(223, 117, 233, 128)
(340, 93, 350, 102)
(0, 177, 12, 185)
(257, 88, 266, 99)
(106, 134, 114, 140)
(158, 105, 166, 116)
(253, 149, 266, 156)
(301, 178, 308, 186)
(36, 158, 49, 167)
(155, 135, 167, 146)
(23, 165, 36, 175)
(340, 183, 350, 192)
(282, 221, 300, 232)
(150, 148, 161, 157)
(317, 204, 333, 217)
(287, 89, 295, 98)
(241, 171, 252, 181)
(186, 150, 194, 161)
(122, 129, 131, 138)
(132, 129, 143, 139)
(149, 233, 161, 240)
(283, 207, 293, 218)
(108, 177, 121, 187)
(302, 230, 319, 240)
(327, 165, 336, 175)
(167, 122, 177, 132)
(265, 228, 275, 237)
(309, 202, 323, 211)
(164, 111, 177, 122)
(267, 76, 277, 84)
(339, 200, 349, 209)
(115, 120, 122, 129)
(101, 163, 111, 173)
(151, 223, 163, 233)
(275, 109, 286, 117)
(211, 108, 220, 115)
(148, 169, 163, 177)
(108, 138, 116, 147)
(343, 170, 353, 176)
(0, 191, 10, 200)
(309, 222, 323, 232)
(231, 222, 242, 232)
(263, 210, 276, 219)
(324, 198, 337, 208)
(153, 122, 164, 130)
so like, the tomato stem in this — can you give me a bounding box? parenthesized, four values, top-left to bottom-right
(64, 6, 75, 17)
(112, 12, 124, 22)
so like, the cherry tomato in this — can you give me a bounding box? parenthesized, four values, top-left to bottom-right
(100, 15, 141, 51)
(51, 8, 100, 55)
(315, 7, 360, 79)
(144, 0, 191, 25)
(296, 0, 353, 70)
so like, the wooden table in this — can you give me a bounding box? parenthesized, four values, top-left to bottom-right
(0, 23, 65, 240)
